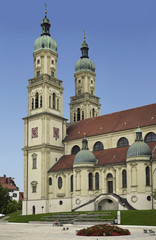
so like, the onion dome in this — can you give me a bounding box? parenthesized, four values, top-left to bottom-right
(127, 128, 152, 159)
(74, 138, 97, 166)
(34, 8, 57, 53)
(75, 35, 95, 73)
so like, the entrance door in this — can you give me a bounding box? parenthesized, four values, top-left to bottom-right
(32, 205, 35, 215)
(108, 181, 113, 193)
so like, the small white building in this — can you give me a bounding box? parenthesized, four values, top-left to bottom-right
(0, 175, 20, 202)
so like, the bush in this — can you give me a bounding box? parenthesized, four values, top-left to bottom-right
(76, 224, 131, 236)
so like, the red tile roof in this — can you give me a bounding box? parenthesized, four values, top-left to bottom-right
(49, 142, 156, 173)
(65, 103, 156, 142)
(0, 176, 19, 191)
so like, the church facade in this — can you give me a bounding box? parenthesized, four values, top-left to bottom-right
(22, 11, 156, 215)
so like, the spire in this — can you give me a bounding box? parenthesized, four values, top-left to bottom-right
(41, 3, 51, 36)
(80, 32, 89, 59)
(135, 127, 143, 142)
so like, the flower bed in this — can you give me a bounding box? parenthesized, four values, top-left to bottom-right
(76, 224, 131, 236)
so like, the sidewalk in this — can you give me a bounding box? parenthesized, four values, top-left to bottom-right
(0, 222, 156, 240)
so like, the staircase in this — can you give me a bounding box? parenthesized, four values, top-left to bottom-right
(72, 193, 135, 211)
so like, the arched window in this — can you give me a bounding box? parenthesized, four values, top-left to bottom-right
(70, 175, 73, 192)
(35, 92, 39, 108)
(71, 145, 80, 154)
(57, 99, 59, 110)
(77, 108, 80, 121)
(95, 172, 99, 190)
(107, 173, 113, 193)
(122, 170, 127, 188)
(92, 108, 95, 117)
(145, 132, 156, 143)
(146, 166, 150, 186)
(58, 177, 62, 189)
(88, 173, 93, 190)
(82, 111, 84, 120)
(40, 95, 42, 107)
(117, 137, 129, 148)
(53, 93, 56, 109)
(74, 113, 76, 122)
(93, 141, 104, 151)
(49, 96, 51, 108)
(32, 98, 34, 109)
(49, 177, 52, 186)
(107, 173, 113, 178)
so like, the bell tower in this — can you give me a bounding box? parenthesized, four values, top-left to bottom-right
(22, 8, 66, 215)
(70, 35, 101, 122)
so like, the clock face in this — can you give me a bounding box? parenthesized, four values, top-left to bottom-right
(53, 127, 59, 139)
(32, 127, 38, 138)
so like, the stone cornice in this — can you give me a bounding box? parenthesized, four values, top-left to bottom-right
(22, 144, 64, 152)
(23, 111, 67, 121)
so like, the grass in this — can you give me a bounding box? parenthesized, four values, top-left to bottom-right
(6, 210, 156, 226)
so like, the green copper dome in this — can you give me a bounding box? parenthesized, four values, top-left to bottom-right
(75, 38, 95, 73)
(75, 58, 95, 73)
(34, 10, 57, 53)
(74, 139, 97, 165)
(127, 128, 152, 158)
(34, 35, 57, 53)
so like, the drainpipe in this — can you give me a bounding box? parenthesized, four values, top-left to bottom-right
(151, 146, 156, 210)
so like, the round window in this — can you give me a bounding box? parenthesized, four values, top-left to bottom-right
(59, 200, 63, 205)
(147, 196, 151, 201)
(58, 177, 62, 189)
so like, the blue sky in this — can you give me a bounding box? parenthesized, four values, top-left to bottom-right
(0, 0, 156, 191)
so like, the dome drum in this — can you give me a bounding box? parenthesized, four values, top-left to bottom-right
(126, 128, 152, 160)
(74, 139, 97, 166)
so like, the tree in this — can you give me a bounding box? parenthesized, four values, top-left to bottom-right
(0, 182, 11, 214)
(151, 189, 156, 200)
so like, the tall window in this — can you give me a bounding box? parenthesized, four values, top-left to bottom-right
(32, 98, 34, 109)
(57, 99, 59, 110)
(92, 108, 95, 117)
(49, 177, 52, 186)
(145, 132, 156, 143)
(58, 177, 62, 189)
(74, 113, 76, 122)
(71, 145, 80, 154)
(37, 71, 40, 76)
(35, 92, 39, 108)
(49, 96, 51, 108)
(122, 170, 127, 188)
(107, 173, 113, 193)
(32, 158, 37, 169)
(70, 175, 73, 192)
(146, 166, 150, 186)
(40, 95, 42, 107)
(53, 93, 56, 109)
(82, 111, 84, 120)
(78, 90, 81, 95)
(93, 141, 104, 151)
(77, 108, 80, 121)
(32, 186, 36, 193)
(95, 172, 99, 190)
(117, 137, 129, 148)
(88, 173, 93, 190)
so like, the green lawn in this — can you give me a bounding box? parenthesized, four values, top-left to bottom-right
(6, 210, 156, 226)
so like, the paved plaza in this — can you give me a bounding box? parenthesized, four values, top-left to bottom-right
(0, 222, 156, 240)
